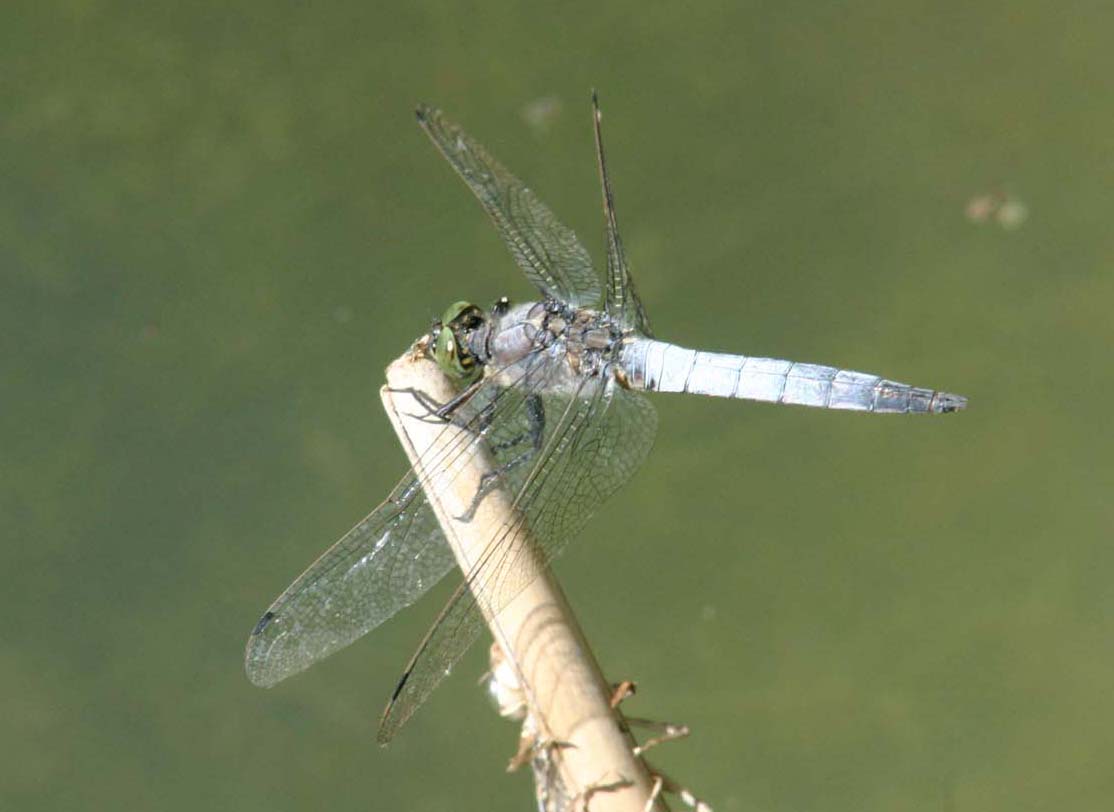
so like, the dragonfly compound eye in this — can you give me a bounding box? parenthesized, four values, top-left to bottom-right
(434, 300, 485, 383)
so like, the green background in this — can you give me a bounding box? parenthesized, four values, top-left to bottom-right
(5, 2, 1112, 810)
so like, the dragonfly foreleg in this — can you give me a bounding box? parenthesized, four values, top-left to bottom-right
(455, 394, 545, 522)
(385, 378, 487, 424)
(434, 377, 486, 421)
(384, 385, 453, 423)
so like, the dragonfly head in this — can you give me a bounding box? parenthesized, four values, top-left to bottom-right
(432, 300, 487, 384)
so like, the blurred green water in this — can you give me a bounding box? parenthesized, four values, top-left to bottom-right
(3, 2, 1113, 810)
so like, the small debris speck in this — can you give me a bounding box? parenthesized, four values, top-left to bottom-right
(521, 96, 563, 135)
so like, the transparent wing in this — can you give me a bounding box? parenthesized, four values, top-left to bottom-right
(591, 91, 652, 336)
(378, 373, 658, 742)
(244, 351, 562, 688)
(417, 104, 603, 309)
(244, 473, 454, 688)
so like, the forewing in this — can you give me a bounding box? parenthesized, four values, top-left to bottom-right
(591, 92, 652, 335)
(244, 352, 558, 688)
(378, 374, 658, 742)
(417, 104, 602, 308)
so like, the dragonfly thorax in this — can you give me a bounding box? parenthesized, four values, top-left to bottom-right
(487, 299, 623, 383)
(432, 297, 624, 390)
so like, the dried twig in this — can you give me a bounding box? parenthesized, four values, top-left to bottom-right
(381, 346, 664, 812)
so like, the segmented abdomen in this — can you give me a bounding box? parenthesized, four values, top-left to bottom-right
(620, 339, 966, 414)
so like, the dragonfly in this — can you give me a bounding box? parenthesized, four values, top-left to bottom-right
(244, 93, 966, 743)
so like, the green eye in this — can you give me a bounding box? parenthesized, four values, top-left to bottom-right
(435, 324, 455, 359)
(439, 301, 479, 326)
(433, 301, 485, 383)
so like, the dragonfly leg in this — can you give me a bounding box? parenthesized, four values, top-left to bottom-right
(434, 377, 486, 420)
(384, 378, 486, 424)
(455, 452, 529, 522)
(383, 385, 453, 422)
(455, 394, 545, 522)
(473, 389, 544, 450)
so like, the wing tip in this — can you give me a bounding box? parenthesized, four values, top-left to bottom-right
(243, 658, 278, 689)
(244, 611, 284, 688)
(376, 667, 416, 745)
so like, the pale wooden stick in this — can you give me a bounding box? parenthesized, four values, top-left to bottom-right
(381, 344, 662, 812)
